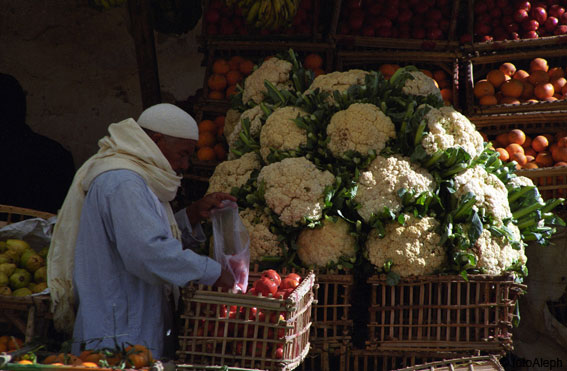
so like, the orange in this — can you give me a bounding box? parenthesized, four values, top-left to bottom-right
(549, 66, 565, 80)
(437, 79, 451, 89)
(496, 132, 511, 147)
(197, 132, 216, 148)
(526, 98, 539, 103)
(500, 62, 517, 77)
(487, 69, 507, 88)
(79, 350, 94, 361)
(474, 79, 495, 98)
(536, 151, 554, 167)
(558, 136, 567, 147)
(225, 84, 238, 99)
(532, 135, 549, 152)
(239, 60, 255, 75)
(304, 53, 324, 70)
(0, 343, 6, 352)
(226, 70, 243, 85)
(479, 95, 498, 105)
(214, 115, 225, 128)
(207, 74, 227, 92)
(552, 146, 567, 162)
(528, 70, 550, 85)
(313, 68, 325, 77)
(81, 362, 99, 368)
(552, 77, 567, 93)
(525, 154, 535, 163)
(496, 148, 509, 161)
(523, 162, 539, 169)
(545, 96, 558, 102)
(228, 55, 245, 70)
(214, 143, 227, 161)
(508, 129, 526, 145)
(440, 88, 453, 103)
(8, 337, 23, 350)
(506, 143, 524, 156)
(521, 82, 534, 99)
(510, 152, 527, 166)
(212, 59, 230, 75)
(499, 96, 521, 105)
(433, 69, 449, 82)
(534, 83, 555, 100)
(500, 79, 524, 98)
(555, 161, 567, 167)
(198, 119, 216, 133)
(530, 58, 549, 73)
(421, 69, 433, 78)
(42, 355, 58, 364)
(513, 69, 530, 82)
(525, 147, 537, 158)
(84, 353, 103, 363)
(522, 136, 533, 149)
(379, 64, 400, 78)
(208, 90, 225, 100)
(16, 360, 33, 365)
(217, 125, 224, 139)
(197, 146, 216, 161)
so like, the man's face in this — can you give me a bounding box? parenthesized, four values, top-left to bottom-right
(155, 134, 197, 174)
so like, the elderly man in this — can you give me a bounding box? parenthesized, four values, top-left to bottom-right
(48, 103, 235, 359)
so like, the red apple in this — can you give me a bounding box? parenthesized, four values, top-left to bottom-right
(560, 12, 567, 24)
(205, 9, 220, 24)
(440, 19, 450, 31)
(475, 22, 492, 35)
(549, 4, 565, 18)
(545, 16, 559, 31)
(480, 34, 494, 42)
(437, 0, 449, 6)
(514, 9, 530, 23)
(494, 27, 508, 40)
(510, 31, 521, 39)
(523, 30, 540, 38)
(347, 0, 362, 9)
(532, 6, 548, 23)
(554, 24, 567, 34)
(374, 16, 392, 29)
(522, 19, 540, 31)
(518, 1, 532, 11)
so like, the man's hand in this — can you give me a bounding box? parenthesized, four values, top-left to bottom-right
(213, 268, 236, 290)
(186, 192, 237, 226)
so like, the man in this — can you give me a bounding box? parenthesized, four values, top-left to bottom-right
(47, 103, 235, 359)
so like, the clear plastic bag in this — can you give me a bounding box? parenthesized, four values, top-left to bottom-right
(210, 200, 250, 293)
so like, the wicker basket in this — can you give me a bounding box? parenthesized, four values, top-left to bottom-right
(176, 272, 315, 371)
(365, 274, 525, 355)
(0, 205, 55, 228)
(329, 0, 461, 51)
(334, 50, 461, 110)
(463, 49, 567, 116)
(393, 355, 504, 371)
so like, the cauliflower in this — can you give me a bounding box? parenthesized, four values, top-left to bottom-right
(355, 155, 436, 222)
(242, 57, 294, 105)
(305, 69, 368, 98)
(296, 218, 356, 268)
(258, 157, 335, 226)
(227, 105, 264, 159)
(206, 152, 261, 194)
(326, 103, 396, 158)
(473, 224, 527, 275)
(366, 215, 445, 277)
(421, 106, 485, 157)
(402, 70, 443, 100)
(453, 166, 512, 223)
(240, 207, 284, 263)
(223, 108, 241, 141)
(259, 106, 308, 162)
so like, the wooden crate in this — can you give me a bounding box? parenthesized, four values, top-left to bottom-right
(0, 295, 52, 344)
(176, 272, 315, 371)
(393, 355, 504, 371)
(463, 49, 567, 116)
(365, 274, 525, 355)
(335, 50, 461, 109)
(345, 349, 458, 371)
(329, 0, 461, 51)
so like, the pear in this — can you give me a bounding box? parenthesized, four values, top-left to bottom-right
(38, 247, 49, 260)
(21, 253, 44, 273)
(0, 263, 17, 277)
(0, 254, 15, 265)
(0, 241, 6, 253)
(6, 239, 31, 258)
(31, 282, 47, 294)
(0, 272, 8, 286)
(34, 266, 47, 283)
(12, 287, 32, 297)
(3, 250, 19, 262)
(9, 268, 31, 290)
(0, 286, 12, 296)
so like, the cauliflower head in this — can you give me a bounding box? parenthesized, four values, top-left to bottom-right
(228, 105, 264, 150)
(473, 224, 526, 275)
(421, 106, 485, 157)
(242, 57, 293, 105)
(296, 217, 356, 268)
(402, 71, 443, 100)
(355, 155, 436, 222)
(207, 152, 261, 194)
(258, 157, 335, 226)
(240, 207, 284, 263)
(326, 103, 396, 158)
(305, 69, 368, 97)
(453, 166, 512, 223)
(223, 108, 241, 142)
(366, 215, 445, 277)
(259, 106, 308, 162)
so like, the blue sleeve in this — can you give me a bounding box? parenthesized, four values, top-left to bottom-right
(100, 171, 221, 286)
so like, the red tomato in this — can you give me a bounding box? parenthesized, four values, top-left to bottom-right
(261, 269, 281, 287)
(254, 276, 278, 297)
(274, 345, 284, 359)
(285, 273, 302, 283)
(248, 287, 258, 296)
(280, 277, 300, 290)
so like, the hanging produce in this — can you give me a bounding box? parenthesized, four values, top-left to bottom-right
(226, 0, 301, 30)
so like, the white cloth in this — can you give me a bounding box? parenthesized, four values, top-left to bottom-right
(137, 103, 199, 140)
(47, 118, 183, 334)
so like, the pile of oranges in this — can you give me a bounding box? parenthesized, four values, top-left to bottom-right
(378, 64, 454, 106)
(485, 129, 567, 170)
(35, 344, 153, 368)
(474, 58, 567, 106)
(207, 56, 255, 100)
(0, 335, 23, 352)
(196, 115, 227, 162)
(303, 53, 325, 77)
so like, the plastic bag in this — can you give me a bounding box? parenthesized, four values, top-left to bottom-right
(210, 200, 250, 293)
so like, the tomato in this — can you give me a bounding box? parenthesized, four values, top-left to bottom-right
(248, 287, 258, 296)
(280, 277, 300, 290)
(274, 345, 284, 359)
(261, 269, 281, 287)
(254, 276, 278, 297)
(240, 306, 258, 320)
(285, 273, 302, 283)
(275, 288, 294, 299)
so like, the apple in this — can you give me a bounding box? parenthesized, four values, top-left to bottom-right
(549, 4, 565, 18)
(440, 19, 450, 32)
(554, 24, 567, 34)
(514, 9, 530, 23)
(522, 19, 540, 31)
(347, 0, 362, 9)
(518, 1, 532, 11)
(510, 31, 521, 39)
(560, 12, 567, 24)
(437, 0, 450, 5)
(480, 34, 494, 42)
(368, 3, 381, 15)
(545, 16, 559, 31)
(523, 30, 540, 38)
(475, 22, 492, 35)
(532, 6, 548, 23)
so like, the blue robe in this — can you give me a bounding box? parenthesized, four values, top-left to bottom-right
(71, 169, 220, 358)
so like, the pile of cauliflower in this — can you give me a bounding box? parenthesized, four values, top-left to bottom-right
(206, 50, 564, 280)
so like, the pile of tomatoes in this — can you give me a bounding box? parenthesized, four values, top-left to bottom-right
(249, 269, 302, 298)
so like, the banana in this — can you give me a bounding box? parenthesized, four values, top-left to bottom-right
(246, 1, 261, 25)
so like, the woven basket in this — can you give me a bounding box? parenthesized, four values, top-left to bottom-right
(176, 272, 315, 371)
(0, 205, 55, 227)
(365, 274, 525, 355)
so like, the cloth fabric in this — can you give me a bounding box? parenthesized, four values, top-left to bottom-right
(71, 169, 220, 358)
(137, 103, 199, 140)
(48, 118, 186, 335)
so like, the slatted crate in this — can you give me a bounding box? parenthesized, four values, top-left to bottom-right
(335, 50, 461, 109)
(329, 0, 461, 51)
(464, 49, 567, 116)
(365, 274, 525, 355)
(345, 349, 458, 371)
(393, 355, 504, 371)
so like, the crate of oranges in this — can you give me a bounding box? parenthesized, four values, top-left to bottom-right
(189, 111, 229, 177)
(466, 49, 567, 116)
(471, 112, 567, 200)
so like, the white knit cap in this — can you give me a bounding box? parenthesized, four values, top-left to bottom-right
(137, 103, 199, 140)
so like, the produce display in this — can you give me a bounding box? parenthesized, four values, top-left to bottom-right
(0, 239, 47, 297)
(196, 115, 228, 162)
(205, 49, 564, 281)
(474, 57, 567, 106)
(207, 56, 256, 101)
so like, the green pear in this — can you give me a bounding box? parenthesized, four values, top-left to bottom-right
(31, 282, 47, 293)
(0, 286, 12, 296)
(0, 254, 15, 265)
(0, 272, 8, 286)
(38, 247, 49, 259)
(21, 253, 44, 273)
(0, 263, 16, 277)
(34, 266, 47, 283)
(3, 249, 19, 262)
(6, 239, 31, 257)
(12, 287, 32, 297)
(9, 268, 31, 290)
